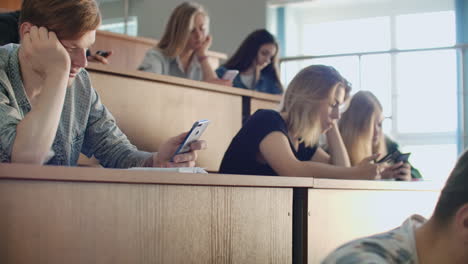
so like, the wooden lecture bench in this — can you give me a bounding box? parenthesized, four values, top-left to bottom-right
(0, 163, 441, 263)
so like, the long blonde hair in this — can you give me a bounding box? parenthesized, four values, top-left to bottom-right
(339, 91, 386, 165)
(280, 65, 351, 147)
(157, 2, 209, 58)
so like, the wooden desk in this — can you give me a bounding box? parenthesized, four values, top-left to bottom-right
(0, 164, 442, 263)
(304, 179, 441, 263)
(83, 64, 281, 171)
(0, 163, 298, 264)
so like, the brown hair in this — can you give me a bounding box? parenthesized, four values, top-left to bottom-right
(20, 0, 101, 39)
(280, 65, 351, 147)
(157, 2, 208, 58)
(433, 149, 468, 225)
(339, 91, 386, 165)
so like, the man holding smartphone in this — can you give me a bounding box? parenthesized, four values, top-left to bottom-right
(0, 0, 206, 168)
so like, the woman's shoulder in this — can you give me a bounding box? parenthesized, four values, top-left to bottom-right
(247, 109, 285, 129)
(257, 72, 283, 94)
(251, 109, 281, 119)
(138, 48, 170, 72)
(143, 48, 167, 60)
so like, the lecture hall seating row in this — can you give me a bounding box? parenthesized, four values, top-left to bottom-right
(79, 63, 281, 172)
(0, 163, 441, 263)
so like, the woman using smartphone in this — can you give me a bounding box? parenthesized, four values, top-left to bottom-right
(219, 65, 381, 179)
(138, 2, 229, 85)
(338, 91, 422, 180)
(216, 29, 283, 94)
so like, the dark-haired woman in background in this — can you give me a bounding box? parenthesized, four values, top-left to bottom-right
(216, 29, 283, 94)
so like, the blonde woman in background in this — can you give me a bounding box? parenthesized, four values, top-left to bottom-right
(339, 91, 422, 181)
(138, 2, 230, 85)
(219, 65, 381, 179)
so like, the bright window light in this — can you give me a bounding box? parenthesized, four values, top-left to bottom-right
(401, 144, 457, 183)
(302, 17, 390, 55)
(396, 50, 457, 133)
(276, 3, 458, 182)
(396, 11, 455, 49)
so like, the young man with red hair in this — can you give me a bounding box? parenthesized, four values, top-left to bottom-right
(0, 0, 206, 168)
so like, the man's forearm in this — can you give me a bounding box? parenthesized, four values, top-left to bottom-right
(11, 74, 68, 163)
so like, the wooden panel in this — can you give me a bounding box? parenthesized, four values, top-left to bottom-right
(0, 0, 20, 10)
(250, 97, 280, 115)
(88, 72, 242, 171)
(0, 180, 292, 264)
(307, 189, 440, 263)
(86, 63, 255, 97)
(0, 163, 317, 188)
(90, 30, 225, 73)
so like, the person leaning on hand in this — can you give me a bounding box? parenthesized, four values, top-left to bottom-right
(138, 2, 231, 86)
(0, 0, 206, 168)
(0, 10, 113, 65)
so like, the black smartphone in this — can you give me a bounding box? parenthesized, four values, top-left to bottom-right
(377, 150, 411, 164)
(395, 153, 411, 163)
(96, 50, 110, 58)
(376, 151, 396, 163)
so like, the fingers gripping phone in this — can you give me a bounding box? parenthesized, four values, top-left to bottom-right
(96, 50, 110, 58)
(222, 70, 239, 81)
(171, 119, 210, 161)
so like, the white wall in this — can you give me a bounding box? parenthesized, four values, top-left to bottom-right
(129, 0, 269, 56)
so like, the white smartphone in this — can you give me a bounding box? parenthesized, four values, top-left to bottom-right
(171, 119, 210, 161)
(222, 70, 239, 81)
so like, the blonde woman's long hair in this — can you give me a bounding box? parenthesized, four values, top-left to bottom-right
(157, 2, 209, 58)
(339, 91, 387, 165)
(280, 65, 351, 148)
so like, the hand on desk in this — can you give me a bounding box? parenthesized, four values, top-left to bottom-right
(151, 132, 207, 168)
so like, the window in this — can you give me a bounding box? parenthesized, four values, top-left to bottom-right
(302, 17, 390, 55)
(273, 2, 457, 182)
(99, 16, 138, 36)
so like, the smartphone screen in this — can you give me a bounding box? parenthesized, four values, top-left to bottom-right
(171, 119, 210, 161)
(396, 153, 411, 163)
(376, 152, 394, 163)
(222, 70, 239, 81)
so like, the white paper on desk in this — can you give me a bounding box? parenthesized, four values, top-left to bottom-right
(129, 167, 208, 173)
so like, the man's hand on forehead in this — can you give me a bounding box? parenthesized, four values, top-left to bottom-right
(21, 25, 71, 79)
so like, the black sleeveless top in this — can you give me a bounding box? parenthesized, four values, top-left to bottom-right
(219, 109, 318, 176)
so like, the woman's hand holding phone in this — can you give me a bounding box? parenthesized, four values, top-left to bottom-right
(354, 153, 382, 180)
(381, 162, 411, 181)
